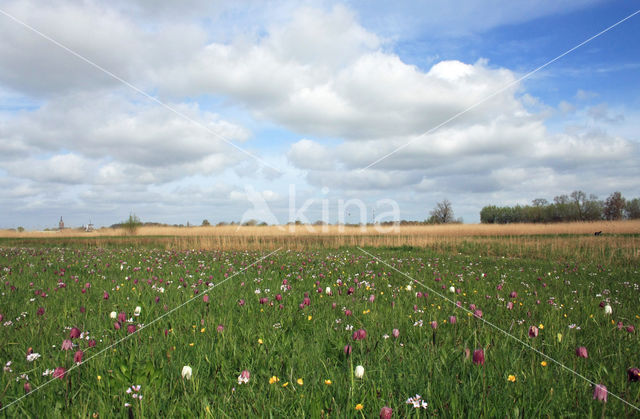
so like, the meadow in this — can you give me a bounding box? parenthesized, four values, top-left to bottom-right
(0, 223, 639, 417)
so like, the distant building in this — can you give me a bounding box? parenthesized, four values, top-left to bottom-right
(85, 220, 95, 232)
(59, 217, 65, 230)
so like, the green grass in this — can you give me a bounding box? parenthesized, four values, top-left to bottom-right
(0, 246, 638, 417)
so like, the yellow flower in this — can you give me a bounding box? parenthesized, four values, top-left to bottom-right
(282, 382, 289, 387)
(541, 361, 548, 367)
(324, 379, 332, 385)
(538, 324, 544, 330)
(355, 404, 364, 411)
(308, 315, 312, 321)
(508, 375, 516, 382)
(200, 328, 205, 333)
(269, 376, 279, 384)
(258, 339, 263, 345)
(297, 378, 303, 386)
(189, 343, 194, 346)
(97, 375, 101, 381)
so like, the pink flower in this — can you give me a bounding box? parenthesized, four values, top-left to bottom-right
(344, 345, 352, 355)
(203, 295, 210, 303)
(449, 316, 457, 324)
(473, 349, 485, 365)
(103, 291, 109, 300)
(238, 369, 251, 384)
(528, 326, 539, 338)
(430, 321, 438, 330)
(24, 382, 32, 393)
(73, 350, 83, 364)
(473, 309, 483, 318)
(53, 367, 66, 379)
(593, 384, 607, 402)
(347, 287, 354, 295)
(238, 299, 245, 306)
(127, 324, 137, 334)
(469, 304, 476, 311)
(117, 312, 127, 323)
(217, 324, 224, 333)
(61, 339, 73, 350)
(114, 321, 121, 330)
(369, 294, 375, 303)
(627, 325, 635, 333)
(628, 368, 640, 382)
(69, 327, 81, 339)
(331, 302, 337, 309)
(392, 328, 400, 338)
(88, 339, 96, 348)
(379, 406, 393, 419)
(506, 301, 514, 310)
(576, 346, 588, 358)
(275, 294, 282, 301)
(509, 291, 517, 298)
(37, 307, 45, 316)
(352, 329, 367, 341)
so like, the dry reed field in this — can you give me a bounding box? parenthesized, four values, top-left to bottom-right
(1, 220, 638, 264)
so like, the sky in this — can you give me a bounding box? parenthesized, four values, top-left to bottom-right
(0, 0, 638, 229)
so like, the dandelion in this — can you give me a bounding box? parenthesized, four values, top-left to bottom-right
(258, 338, 263, 345)
(181, 365, 192, 380)
(355, 365, 365, 378)
(557, 333, 563, 343)
(324, 379, 332, 385)
(541, 361, 548, 367)
(297, 378, 303, 386)
(507, 374, 516, 382)
(269, 376, 279, 384)
(355, 404, 364, 411)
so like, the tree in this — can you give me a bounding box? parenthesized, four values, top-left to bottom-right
(428, 199, 455, 224)
(202, 219, 211, 226)
(122, 213, 142, 235)
(624, 198, 640, 219)
(603, 192, 625, 221)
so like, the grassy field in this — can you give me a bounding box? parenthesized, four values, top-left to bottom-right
(0, 223, 639, 416)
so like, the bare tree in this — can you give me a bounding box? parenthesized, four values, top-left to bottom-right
(428, 199, 455, 224)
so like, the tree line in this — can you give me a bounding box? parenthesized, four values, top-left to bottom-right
(480, 191, 640, 224)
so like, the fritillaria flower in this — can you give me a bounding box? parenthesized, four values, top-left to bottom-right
(392, 328, 400, 338)
(217, 324, 224, 333)
(354, 365, 364, 378)
(529, 326, 539, 338)
(181, 366, 192, 380)
(127, 324, 137, 334)
(134, 306, 141, 317)
(70, 327, 81, 339)
(53, 367, 66, 379)
(628, 368, 640, 382)
(379, 406, 393, 419)
(61, 340, 73, 351)
(593, 384, 607, 402)
(576, 346, 588, 358)
(74, 350, 84, 364)
(110, 311, 117, 319)
(604, 304, 612, 315)
(238, 369, 250, 384)
(353, 329, 367, 341)
(344, 345, 352, 355)
(473, 349, 485, 365)
(118, 312, 127, 323)
(449, 316, 457, 324)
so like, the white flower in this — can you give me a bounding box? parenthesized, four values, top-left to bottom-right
(181, 365, 192, 380)
(604, 304, 612, 315)
(325, 286, 331, 294)
(26, 353, 41, 362)
(354, 365, 364, 379)
(406, 285, 412, 291)
(110, 311, 117, 319)
(449, 286, 456, 293)
(134, 306, 142, 317)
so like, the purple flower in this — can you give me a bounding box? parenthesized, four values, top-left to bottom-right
(352, 329, 367, 341)
(627, 325, 635, 334)
(528, 326, 539, 338)
(473, 309, 483, 318)
(53, 367, 66, 379)
(103, 291, 109, 300)
(392, 328, 400, 338)
(430, 321, 438, 330)
(114, 321, 121, 330)
(69, 327, 81, 339)
(593, 384, 607, 402)
(448, 316, 457, 325)
(61, 340, 73, 350)
(576, 346, 588, 359)
(379, 406, 393, 419)
(127, 324, 137, 334)
(510, 291, 517, 298)
(344, 345, 352, 355)
(203, 295, 210, 303)
(73, 350, 84, 364)
(473, 349, 485, 365)
(217, 324, 224, 333)
(628, 368, 640, 382)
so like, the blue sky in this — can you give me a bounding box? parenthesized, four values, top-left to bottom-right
(0, 0, 638, 229)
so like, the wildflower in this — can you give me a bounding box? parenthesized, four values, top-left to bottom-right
(510, 291, 517, 298)
(308, 315, 312, 321)
(507, 374, 516, 382)
(181, 366, 192, 380)
(627, 325, 635, 333)
(473, 349, 485, 365)
(238, 299, 245, 306)
(217, 324, 224, 333)
(355, 404, 364, 411)
(604, 304, 612, 315)
(61, 340, 73, 350)
(392, 328, 400, 338)
(118, 312, 127, 323)
(430, 321, 438, 330)
(449, 286, 455, 293)
(506, 301, 514, 310)
(541, 361, 548, 367)
(379, 406, 393, 419)
(406, 394, 428, 408)
(97, 375, 101, 381)
(26, 353, 41, 362)
(134, 306, 141, 317)
(628, 368, 640, 382)
(70, 327, 81, 339)
(528, 326, 539, 338)
(103, 291, 109, 300)
(37, 307, 45, 316)
(353, 328, 367, 341)
(324, 379, 332, 385)
(449, 316, 457, 324)
(203, 295, 210, 303)
(74, 350, 84, 364)
(355, 365, 365, 378)
(576, 346, 588, 358)
(24, 382, 32, 393)
(538, 324, 544, 330)
(258, 338, 263, 345)
(557, 333, 563, 343)
(127, 324, 137, 334)
(473, 309, 483, 318)
(238, 370, 250, 384)
(114, 321, 121, 330)
(593, 384, 607, 402)
(297, 378, 303, 386)
(269, 376, 279, 384)
(109, 311, 117, 319)
(53, 367, 66, 379)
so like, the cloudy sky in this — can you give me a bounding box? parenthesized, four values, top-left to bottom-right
(0, 0, 638, 229)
